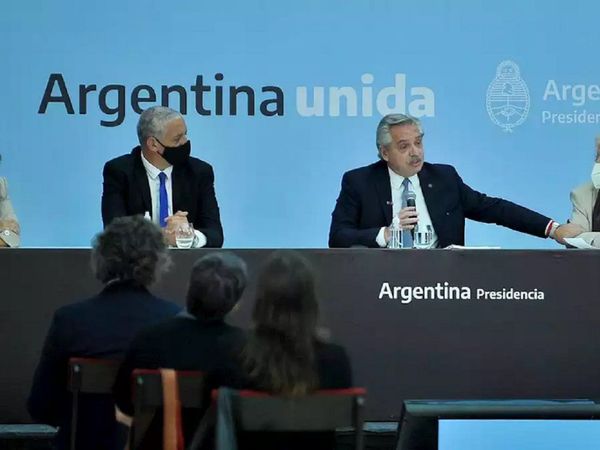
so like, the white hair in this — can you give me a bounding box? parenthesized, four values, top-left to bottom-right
(376, 114, 423, 158)
(136, 106, 183, 146)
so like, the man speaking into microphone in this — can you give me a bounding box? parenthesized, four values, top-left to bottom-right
(328, 114, 579, 248)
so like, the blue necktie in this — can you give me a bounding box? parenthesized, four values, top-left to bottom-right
(158, 172, 168, 228)
(401, 178, 414, 248)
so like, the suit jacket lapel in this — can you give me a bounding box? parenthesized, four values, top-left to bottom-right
(171, 165, 190, 214)
(592, 186, 600, 231)
(373, 161, 393, 225)
(132, 148, 152, 215)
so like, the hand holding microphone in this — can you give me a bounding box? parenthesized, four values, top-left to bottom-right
(398, 191, 418, 230)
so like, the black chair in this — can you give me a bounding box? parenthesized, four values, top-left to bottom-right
(67, 357, 120, 450)
(129, 369, 206, 450)
(212, 387, 367, 450)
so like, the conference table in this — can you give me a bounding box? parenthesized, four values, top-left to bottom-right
(1, 248, 599, 423)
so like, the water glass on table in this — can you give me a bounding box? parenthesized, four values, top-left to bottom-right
(175, 222, 195, 249)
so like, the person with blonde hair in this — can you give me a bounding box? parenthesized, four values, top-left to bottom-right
(565, 137, 600, 247)
(0, 154, 20, 247)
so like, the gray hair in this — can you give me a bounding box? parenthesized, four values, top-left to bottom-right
(376, 114, 423, 157)
(91, 215, 171, 286)
(186, 252, 248, 320)
(137, 106, 183, 146)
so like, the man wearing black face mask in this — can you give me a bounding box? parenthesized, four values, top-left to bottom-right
(101, 106, 224, 247)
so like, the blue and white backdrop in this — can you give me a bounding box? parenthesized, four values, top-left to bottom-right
(2, 0, 599, 248)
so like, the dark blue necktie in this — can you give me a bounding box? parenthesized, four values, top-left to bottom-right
(401, 178, 414, 248)
(158, 172, 168, 228)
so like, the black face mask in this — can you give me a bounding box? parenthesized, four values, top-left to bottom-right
(155, 138, 191, 166)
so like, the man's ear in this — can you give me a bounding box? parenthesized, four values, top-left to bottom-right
(380, 145, 389, 162)
(146, 136, 160, 153)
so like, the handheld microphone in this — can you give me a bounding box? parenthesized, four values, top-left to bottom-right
(406, 192, 416, 208)
(405, 191, 417, 238)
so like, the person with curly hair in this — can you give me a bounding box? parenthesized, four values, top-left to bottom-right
(27, 216, 181, 450)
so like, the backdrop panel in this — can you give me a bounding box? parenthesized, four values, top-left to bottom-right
(1, 249, 599, 422)
(2, 1, 600, 247)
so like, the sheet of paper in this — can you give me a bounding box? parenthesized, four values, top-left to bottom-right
(564, 237, 598, 249)
(444, 245, 501, 250)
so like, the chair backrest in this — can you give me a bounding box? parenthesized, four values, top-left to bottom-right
(214, 388, 367, 450)
(67, 357, 121, 450)
(130, 369, 205, 450)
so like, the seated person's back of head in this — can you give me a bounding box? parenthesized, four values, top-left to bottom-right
(113, 252, 248, 449)
(213, 251, 353, 450)
(27, 216, 180, 450)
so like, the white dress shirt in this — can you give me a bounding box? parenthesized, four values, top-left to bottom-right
(376, 167, 439, 248)
(140, 153, 206, 248)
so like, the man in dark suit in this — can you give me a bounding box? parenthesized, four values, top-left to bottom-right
(27, 216, 181, 450)
(329, 114, 580, 248)
(102, 106, 223, 248)
(113, 252, 248, 449)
